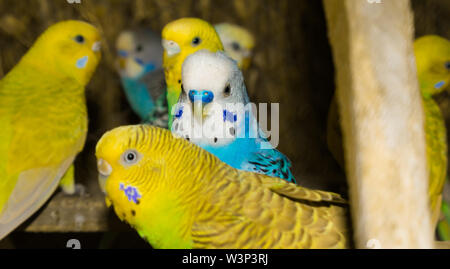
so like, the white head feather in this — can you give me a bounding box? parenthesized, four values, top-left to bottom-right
(172, 50, 251, 146)
(181, 50, 248, 105)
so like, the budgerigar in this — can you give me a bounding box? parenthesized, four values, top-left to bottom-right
(95, 124, 349, 249)
(0, 20, 101, 240)
(214, 23, 255, 71)
(116, 28, 167, 127)
(162, 18, 224, 128)
(171, 50, 296, 183)
(415, 35, 450, 240)
(326, 35, 450, 239)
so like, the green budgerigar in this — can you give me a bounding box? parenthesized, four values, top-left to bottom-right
(96, 125, 349, 249)
(0, 20, 101, 240)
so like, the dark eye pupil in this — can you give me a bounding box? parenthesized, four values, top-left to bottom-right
(445, 61, 450, 70)
(136, 45, 143, 52)
(75, 35, 85, 44)
(192, 37, 201, 45)
(231, 42, 241, 51)
(224, 85, 231, 94)
(127, 153, 135, 161)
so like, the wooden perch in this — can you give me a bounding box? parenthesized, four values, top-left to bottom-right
(323, 0, 433, 248)
(18, 187, 132, 233)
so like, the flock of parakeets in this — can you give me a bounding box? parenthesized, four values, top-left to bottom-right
(0, 16, 449, 248)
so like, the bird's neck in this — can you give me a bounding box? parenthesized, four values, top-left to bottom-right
(2, 61, 83, 98)
(136, 192, 196, 249)
(138, 163, 229, 249)
(133, 136, 231, 248)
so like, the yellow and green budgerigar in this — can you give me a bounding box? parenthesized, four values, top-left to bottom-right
(95, 125, 349, 249)
(414, 35, 450, 240)
(162, 18, 224, 128)
(0, 20, 101, 240)
(214, 23, 255, 71)
(326, 35, 450, 240)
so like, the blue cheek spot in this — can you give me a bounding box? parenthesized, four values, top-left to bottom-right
(118, 50, 128, 57)
(434, 81, 446, 90)
(119, 183, 142, 204)
(76, 56, 89, 69)
(175, 107, 184, 118)
(134, 58, 156, 73)
(135, 58, 144, 65)
(223, 110, 237, 123)
(143, 62, 156, 73)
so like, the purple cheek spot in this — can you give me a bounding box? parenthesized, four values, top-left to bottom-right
(175, 107, 184, 118)
(119, 183, 142, 204)
(223, 110, 237, 123)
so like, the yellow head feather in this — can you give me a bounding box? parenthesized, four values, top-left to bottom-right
(162, 18, 224, 125)
(95, 125, 221, 248)
(20, 20, 102, 86)
(414, 35, 450, 96)
(214, 23, 255, 70)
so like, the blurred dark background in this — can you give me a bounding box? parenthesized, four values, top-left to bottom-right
(0, 0, 449, 248)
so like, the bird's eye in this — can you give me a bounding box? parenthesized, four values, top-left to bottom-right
(231, 42, 241, 51)
(192, 37, 201, 46)
(136, 44, 143, 52)
(445, 61, 450, 70)
(224, 84, 231, 96)
(74, 35, 85, 44)
(122, 150, 139, 165)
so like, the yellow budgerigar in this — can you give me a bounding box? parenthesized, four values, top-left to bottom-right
(0, 20, 101, 239)
(162, 18, 224, 128)
(96, 125, 349, 249)
(414, 35, 450, 233)
(214, 23, 255, 71)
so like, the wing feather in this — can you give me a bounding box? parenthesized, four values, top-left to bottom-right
(0, 156, 74, 240)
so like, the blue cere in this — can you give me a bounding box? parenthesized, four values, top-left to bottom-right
(76, 56, 89, 69)
(188, 90, 214, 104)
(119, 183, 142, 204)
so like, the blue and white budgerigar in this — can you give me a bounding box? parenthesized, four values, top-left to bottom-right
(171, 50, 295, 183)
(116, 28, 167, 127)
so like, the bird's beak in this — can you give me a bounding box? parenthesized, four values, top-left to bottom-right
(162, 39, 181, 56)
(92, 41, 102, 52)
(115, 50, 128, 71)
(193, 98, 204, 123)
(189, 90, 214, 122)
(97, 159, 112, 194)
(118, 58, 126, 69)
